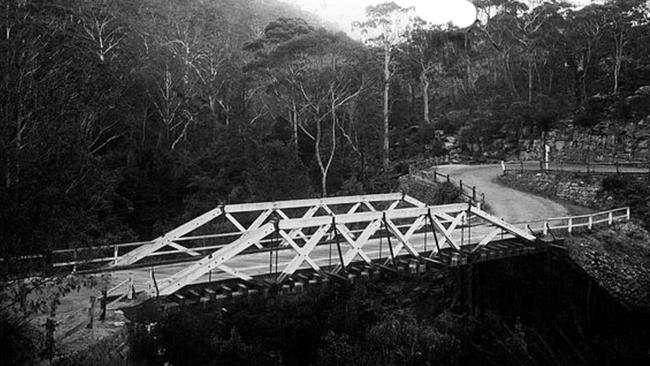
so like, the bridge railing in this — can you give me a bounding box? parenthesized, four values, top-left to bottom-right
(41, 222, 440, 271)
(511, 207, 631, 236)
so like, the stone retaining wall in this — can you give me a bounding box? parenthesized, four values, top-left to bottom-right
(499, 172, 607, 209)
(519, 119, 650, 163)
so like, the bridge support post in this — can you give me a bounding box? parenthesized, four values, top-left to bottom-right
(467, 264, 474, 316)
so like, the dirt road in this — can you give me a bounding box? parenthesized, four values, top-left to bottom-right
(433, 164, 570, 223)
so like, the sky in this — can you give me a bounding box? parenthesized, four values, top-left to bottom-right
(287, 0, 478, 32)
(285, 0, 605, 33)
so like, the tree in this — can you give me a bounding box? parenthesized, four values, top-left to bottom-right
(354, 2, 414, 169)
(404, 25, 468, 124)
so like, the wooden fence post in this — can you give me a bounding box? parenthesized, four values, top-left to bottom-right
(113, 245, 118, 265)
(127, 274, 134, 300)
(99, 290, 107, 322)
(73, 248, 78, 273)
(568, 217, 573, 234)
(86, 296, 96, 329)
(588, 215, 593, 230)
(472, 187, 476, 202)
(626, 207, 631, 220)
(608, 211, 613, 225)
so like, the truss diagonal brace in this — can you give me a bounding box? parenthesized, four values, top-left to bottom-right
(277, 224, 331, 282)
(112, 206, 225, 267)
(383, 216, 421, 259)
(469, 206, 536, 242)
(338, 220, 382, 270)
(156, 223, 275, 296)
(429, 213, 462, 251)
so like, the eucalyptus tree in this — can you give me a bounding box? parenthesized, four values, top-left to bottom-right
(403, 24, 469, 124)
(246, 19, 366, 195)
(354, 2, 414, 169)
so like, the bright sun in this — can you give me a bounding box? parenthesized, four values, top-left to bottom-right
(287, 0, 478, 32)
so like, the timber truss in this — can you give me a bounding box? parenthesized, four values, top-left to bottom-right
(108, 194, 536, 297)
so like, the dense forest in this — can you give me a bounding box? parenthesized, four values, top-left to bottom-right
(2, 0, 650, 258)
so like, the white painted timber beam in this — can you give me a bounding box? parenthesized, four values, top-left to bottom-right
(429, 213, 462, 251)
(156, 223, 275, 296)
(383, 215, 426, 261)
(112, 206, 225, 267)
(278, 230, 323, 274)
(215, 193, 406, 214)
(337, 221, 381, 268)
(383, 218, 421, 257)
(278, 204, 469, 230)
(277, 224, 331, 282)
(113, 194, 411, 267)
(469, 206, 536, 242)
(428, 211, 465, 253)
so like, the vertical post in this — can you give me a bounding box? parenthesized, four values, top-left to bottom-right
(99, 289, 107, 322)
(86, 296, 96, 329)
(467, 209, 472, 245)
(113, 245, 118, 265)
(472, 186, 476, 202)
(543, 221, 549, 236)
(608, 211, 613, 225)
(433, 169, 437, 183)
(73, 248, 78, 273)
(127, 274, 134, 300)
(446, 174, 450, 183)
(461, 214, 465, 247)
(588, 215, 593, 230)
(520, 161, 524, 173)
(626, 207, 631, 221)
(459, 180, 463, 193)
(568, 218, 573, 234)
(467, 264, 474, 315)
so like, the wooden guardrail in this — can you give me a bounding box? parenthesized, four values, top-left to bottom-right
(410, 169, 486, 208)
(513, 207, 631, 236)
(503, 160, 650, 176)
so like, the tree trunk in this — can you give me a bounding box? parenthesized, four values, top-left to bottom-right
(527, 57, 533, 103)
(422, 72, 430, 124)
(314, 109, 326, 196)
(292, 100, 298, 145)
(613, 31, 624, 93)
(383, 46, 391, 170)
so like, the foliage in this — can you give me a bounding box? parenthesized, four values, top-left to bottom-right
(129, 253, 650, 365)
(3, 0, 650, 260)
(601, 175, 650, 228)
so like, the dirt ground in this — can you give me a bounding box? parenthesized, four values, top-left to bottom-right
(433, 164, 570, 223)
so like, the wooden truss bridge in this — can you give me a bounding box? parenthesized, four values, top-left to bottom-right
(72, 193, 550, 307)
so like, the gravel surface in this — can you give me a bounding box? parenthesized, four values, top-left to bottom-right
(431, 164, 570, 223)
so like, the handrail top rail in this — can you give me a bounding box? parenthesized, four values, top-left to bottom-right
(546, 207, 630, 222)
